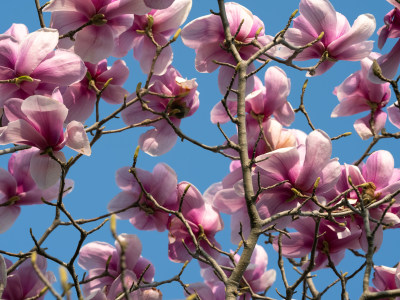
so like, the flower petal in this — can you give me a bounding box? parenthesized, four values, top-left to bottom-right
(65, 121, 91, 156)
(15, 28, 59, 76)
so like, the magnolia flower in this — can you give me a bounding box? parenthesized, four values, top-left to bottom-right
(332, 150, 400, 252)
(168, 182, 223, 263)
(200, 245, 276, 299)
(44, 0, 151, 63)
(108, 163, 178, 231)
(230, 130, 341, 242)
(0, 95, 91, 188)
(211, 67, 294, 126)
(0, 24, 86, 107)
(62, 59, 129, 123)
(78, 234, 156, 297)
(115, 0, 192, 75)
(370, 264, 400, 296)
(181, 2, 275, 98)
(377, 6, 400, 49)
(274, 217, 361, 270)
(121, 65, 199, 156)
(331, 54, 391, 139)
(1, 254, 55, 300)
(278, 0, 376, 76)
(0, 148, 73, 233)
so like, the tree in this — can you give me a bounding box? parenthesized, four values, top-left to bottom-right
(1, 0, 400, 299)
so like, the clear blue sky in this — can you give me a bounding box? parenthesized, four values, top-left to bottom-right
(1, 1, 399, 299)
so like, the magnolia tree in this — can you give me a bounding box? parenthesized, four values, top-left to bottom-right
(1, 0, 400, 299)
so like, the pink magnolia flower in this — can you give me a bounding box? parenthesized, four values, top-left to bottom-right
(233, 130, 341, 241)
(331, 54, 391, 140)
(181, 2, 275, 97)
(199, 245, 276, 299)
(332, 150, 400, 252)
(211, 67, 294, 127)
(370, 264, 400, 297)
(107, 163, 178, 231)
(212, 123, 306, 243)
(0, 148, 73, 233)
(1, 254, 55, 300)
(78, 234, 156, 297)
(115, 0, 192, 75)
(278, 0, 376, 76)
(273, 217, 361, 270)
(0, 95, 91, 188)
(44, 0, 151, 63)
(121, 65, 199, 156)
(0, 24, 86, 107)
(377, 7, 400, 49)
(168, 182, 223, 263)
(62, 59, 129, 123)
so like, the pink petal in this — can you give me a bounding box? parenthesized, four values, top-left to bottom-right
(273, 232, 313, 258)
(0, 206, 20, 233)
(331, 96, 370, 117)
(298, 0, 338, 43)
(274, 101, 295, 127)
(43, 0, 96, 16)
(115, 234, 142, 270)
(152, 0, 192, 34)
(139, 121, 179, 156)
(30, 151, 65, 189)
(65, 121, 91, 156)
(256, 147, 300, 183)
(49, 11, 88, 36)
(0, 167, 17, 197)
(225, 2, 253, 40)
(100, 0, 150, 18)
(388, 103, 400, 129)
(181, 14, 222, 49)
(4, 23, 29, 42)
(115, 167, 152, 191)
(74, 26, 114, 64)
(218, 62, 255, 100)
(144, 0, 174, 9)
(21, 95, 68, 147)
(31, 49, 86, 86)
(353, 111, 387, 140)
(328, 14, 376, 59)
(134, 257, 155, 283)
(0, 34, 19, 69)
(178, 181, 205, 224)
(151, 163, 178, 207)
(133, 34, 173, 75)
(15, 28, 59, 76)
(101, 85, 128, 104)
(210, 100, 237, 124)
(78, 241, 116, 270)
(363, 150, 394, 189)
(107, 191, 137, 219)
(369, 40, 400, 83)
(62, 84, 96, 123)
(0, 119, 48, 149)
(295, 130, 333, 191)
(97, 59, 129, 85)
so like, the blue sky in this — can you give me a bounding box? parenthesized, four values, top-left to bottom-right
(1, 0, 400, 299)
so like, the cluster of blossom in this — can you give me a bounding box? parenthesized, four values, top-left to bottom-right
(2, 0, 400, 298)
